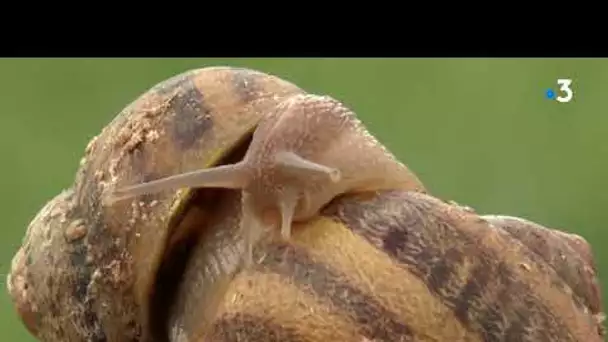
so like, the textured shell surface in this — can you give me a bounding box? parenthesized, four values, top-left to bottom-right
(170, 190, 606, 342)
(6, 66, 305, 342)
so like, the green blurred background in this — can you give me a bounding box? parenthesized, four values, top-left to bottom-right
(0, 58, 606, 341)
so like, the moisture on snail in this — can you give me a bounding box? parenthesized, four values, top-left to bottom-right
(105, 93, 426, 264)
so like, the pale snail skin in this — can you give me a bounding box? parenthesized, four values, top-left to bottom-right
(106, 93, 426, 264)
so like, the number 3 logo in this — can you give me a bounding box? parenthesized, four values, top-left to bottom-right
(556, 79, 573, 103)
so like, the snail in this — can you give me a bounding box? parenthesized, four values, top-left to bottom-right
(105, 92, 426, 265)
(7, 66, 605, 342)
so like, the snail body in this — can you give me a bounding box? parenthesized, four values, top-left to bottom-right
(107, 92, 426, 264)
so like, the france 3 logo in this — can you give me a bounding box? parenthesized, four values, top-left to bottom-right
(545, 79, 574, 103)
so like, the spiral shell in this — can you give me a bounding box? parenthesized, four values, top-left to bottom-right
(7, 66, 304, 341)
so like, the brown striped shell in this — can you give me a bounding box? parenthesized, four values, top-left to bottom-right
(7, 67, 605, 342)
(172, 191, 605, 342)
(6, 66, 305, 341)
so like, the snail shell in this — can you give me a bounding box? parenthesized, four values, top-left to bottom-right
(7, 66, 304, 341)
(170, 190, 605, 342)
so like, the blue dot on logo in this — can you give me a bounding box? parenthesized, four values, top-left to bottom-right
(546, 89, 555, 99)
